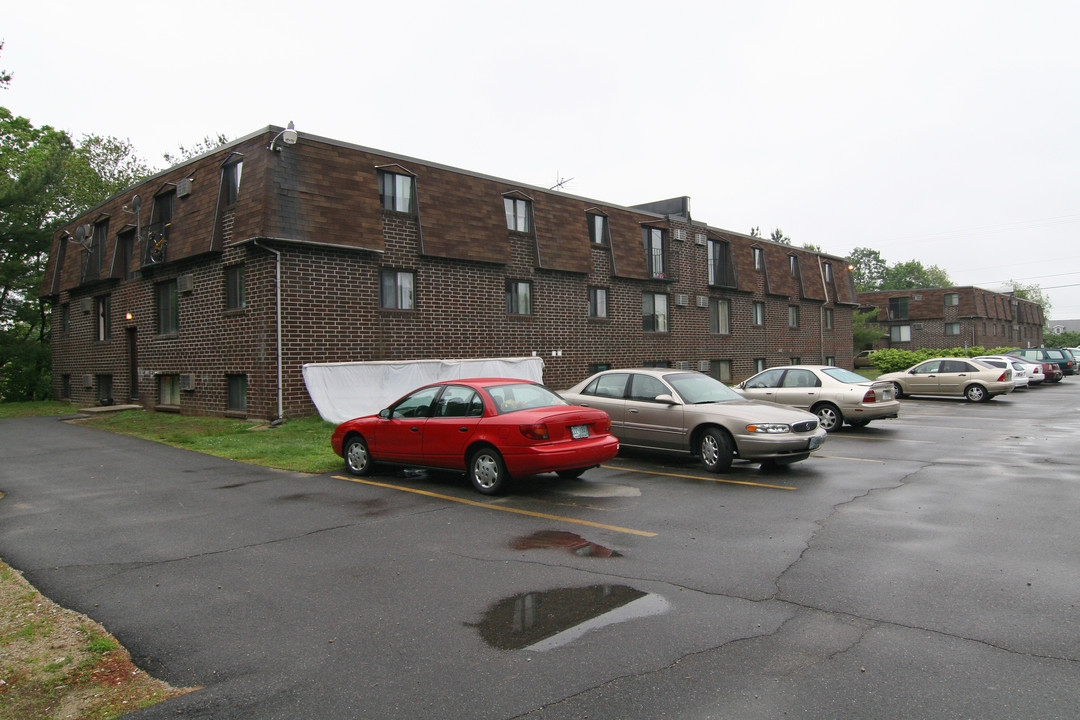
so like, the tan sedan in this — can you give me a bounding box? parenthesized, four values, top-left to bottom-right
(877, 357, 1014, 402)
(561, 369, 826, 472)
(734, 365, 900, 432)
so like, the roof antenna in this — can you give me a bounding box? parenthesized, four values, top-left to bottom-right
(550, 172, 574, 191)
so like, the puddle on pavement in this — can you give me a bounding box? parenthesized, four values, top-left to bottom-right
(470, 584, 670, 651)
(510, 530, 622, 557)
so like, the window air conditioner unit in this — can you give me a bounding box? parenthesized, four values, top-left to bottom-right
(698, 361, 711, 372)
(80, 298, 93, 313)
(180, 374, 196, 391)
(913, 324, 923, 330)
(674, 228, 687, 241)
(81, 374, 94, 388)
(697, 296, 709, 308)
(675, 294, 689, 307)
(177, 274, 194, 294)
(177, 178, 193, 197)
(695, 233, 707, 246)
(677, 361, 689, 370)
(914, 294, 922, 301)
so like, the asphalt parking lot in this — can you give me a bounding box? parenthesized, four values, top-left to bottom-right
(2, 381, 1079, 719)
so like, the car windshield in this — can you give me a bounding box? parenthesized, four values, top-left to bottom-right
(485, 383, 568, 414)
(664, 372, 743, 404)
(822, 368, 869, 384)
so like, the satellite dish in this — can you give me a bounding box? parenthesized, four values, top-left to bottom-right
(75, 225, 87, 243)
(131, 195, 142, 214)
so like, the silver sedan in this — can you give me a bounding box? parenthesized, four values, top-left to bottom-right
(561, 369, 826, 472)
(733, 365, 901, 432)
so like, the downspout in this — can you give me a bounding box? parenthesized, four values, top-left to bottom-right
(253, 240, 284, 424)
(817, 257, 829, 363)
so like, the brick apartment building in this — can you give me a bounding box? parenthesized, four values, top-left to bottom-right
(858, 287, 1044, 351)
(41, 125, 860, 420)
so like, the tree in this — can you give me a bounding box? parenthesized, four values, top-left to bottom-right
(846, 247, 889, 292)
(770, 228, 791, 244)
(881, 260, 951, 290)
(0, 42, 11, 90)
(1008, 279, 1052, 320)
(749, 226, 761, 238)
(163, 133, 229, 166)
(852, 308, 883, 351)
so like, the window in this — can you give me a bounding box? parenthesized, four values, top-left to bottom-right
(226, 265, 246, 310)
(588, 287, 608, 318)
(61, 303, 70, 333)
(96, 375, 113, 404)
(752, 247, 765, 271)
(146, 191, 175, 264)
(888, 296, 909, 320)
(945, 322, 961, 335)
(711, 360, 732, 383)
(433, 385, 484, 418)
(788, 306, 800, 328)
(890, 325, 911, 342)
(378, 170, 415, 213)
(643, 293, 668, 332)
(825, 308, 834, 329)
(506, 281, 531, 315)
(754, 358, 767, 373)
(789, 255, 799, 276)
(159, 374, 180, 405)
(629, 374, 670, 402)
(944, 292, 959, 307)
(118, 230, 135, 280)
(61, 374, 71, 399)
(587, 363, 612, 376)
(643, 227, 666, 279)
(504, 197, 531, 232)
(823, 262, 833, 282)
(95, 295, 111, 341)
(752, 302, 765, 326)
(708, 239, 735, 286)
(825, 355, 836, 366)
(588, 213, 608, 244)
(157, 280, 178, 334)
(227, 374, 247, 412)
(224, 160, 243, 205)
(789, 358, 801, 366)
(709, 298, 730, 334)
(86, 220, 107, 279)
(380, 270, 415, 310)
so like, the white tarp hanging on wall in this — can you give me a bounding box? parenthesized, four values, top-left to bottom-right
(302, 357, 546, 424)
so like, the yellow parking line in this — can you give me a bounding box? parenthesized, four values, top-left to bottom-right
(600, 465, 797, 490)
(333, 476, 658, 537)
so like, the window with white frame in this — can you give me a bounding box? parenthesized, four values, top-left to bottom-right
(643, 293, 668, 332)
(588, 213, 608, 244)
(588, 287, 608, 318)
(823, 262, 833, 281)
(944, 292, 959, 307)
(708, 238, 735, 286)
(380, 270, 415, 310)
(95, 295, 111, 341)
(752, 247, 765, 271)
(157, 280, 178, 334)
(711, 359, 732, 383)
(752, 301, 765, 326)
(159, 374, 180, 405)
(754, 358, 766, 373)
(223, 160, 243, 205)
(504, 197, 531, 232)
(945, 322, 961, 335)
(709, 298, 730, 334)
(788, 306, 800, 327)
(378, 170, 415, 213)
(825, 307, 834, 329)
(789, 255, 799, 276)
(506, 281, 531, 314)
(890, 325, 912, 342)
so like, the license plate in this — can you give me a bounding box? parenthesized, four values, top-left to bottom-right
(809, 435, 823, 450)
(570, 424, 590, 439)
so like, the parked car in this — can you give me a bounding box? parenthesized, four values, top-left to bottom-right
(974, 355, 1031, 389)
(331, 378, 620, 495)
(1009, 357, 1047, 385)
(853, 350, 877, 368)
(733, 365, 900, 431)
(560, 369, 826, 472)
(877, 357, 1014, 402)
(1007, 348, 1076, 376)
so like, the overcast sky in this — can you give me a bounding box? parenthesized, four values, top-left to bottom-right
(7, 1, 1079, 320)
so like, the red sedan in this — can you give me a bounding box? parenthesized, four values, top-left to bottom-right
(330, 378, 619, 495)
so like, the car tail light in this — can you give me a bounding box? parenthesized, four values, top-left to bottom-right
(519, 423, 549, 441)
(862, 389, 877, 403)
(996, 372, 1008, 382)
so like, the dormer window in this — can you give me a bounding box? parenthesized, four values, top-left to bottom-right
(223, 159, 243, 205)
(643, 227, 666, 279)
(752, 246, 765, 271)
(588, 212, 609, 244)
(378, 169, 416, 213)
(504, 196, 532, 232)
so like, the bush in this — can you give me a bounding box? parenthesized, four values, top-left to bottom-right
(871, 346, 1017, 374)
